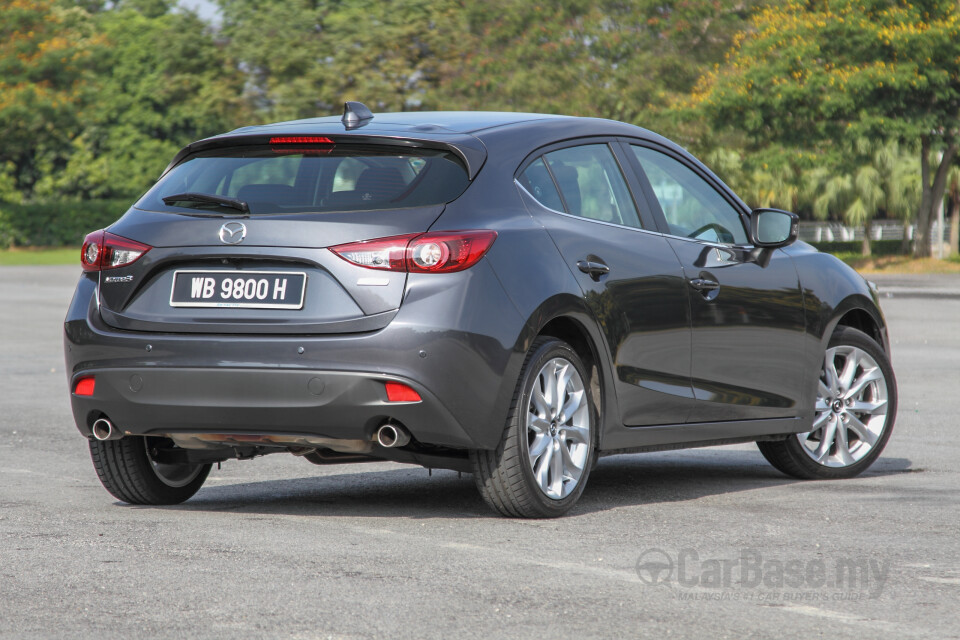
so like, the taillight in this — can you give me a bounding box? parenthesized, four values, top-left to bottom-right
(407, 231, 497, 273)
(81, 230, 151, 272)
(328, 234, 417, 271)
(330, 230, 497, 274)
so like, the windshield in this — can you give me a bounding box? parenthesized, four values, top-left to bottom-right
(137, 145, 470, 215)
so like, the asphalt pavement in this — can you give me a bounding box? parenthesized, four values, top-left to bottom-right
(0, 266, 958, 639)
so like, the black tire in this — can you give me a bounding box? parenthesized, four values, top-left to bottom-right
(758, 326, 897, 479)
(89, 436, 211, 505)
(471, 337, 597, 518)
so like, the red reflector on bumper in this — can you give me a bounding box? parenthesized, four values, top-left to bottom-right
(385, 382, 421, 402)
(74, 377, 95, 396)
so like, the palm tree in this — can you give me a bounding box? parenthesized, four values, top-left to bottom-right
(806, 141, 919, 256)
(705, 148, 805, 212)
(704, 148, 746, 194)
(747, 163, 800, 211)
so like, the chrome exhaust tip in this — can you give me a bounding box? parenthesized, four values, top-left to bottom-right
(91, 417, 121, 441)
(376, 423, 411, 448)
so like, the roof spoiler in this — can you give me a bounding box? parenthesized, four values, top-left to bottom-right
(162, 133, 487, 181)
(161, 101, 489, 179)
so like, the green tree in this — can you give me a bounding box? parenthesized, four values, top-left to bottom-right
(38, 4, 247, 199)
(704, 146, 830, 216)
(689, 0, 960, 257)
(443, 0, 758, 127)
(312, 0, 466, 113)
(217, 0, 757, 126)
(806, 141, 919, 256)
(217, 0, 328, 120)
(0, 0, 104, 198)
(746, 162, 801, 211)
(218, 0, 467, 119)
(438, 1, 604, 114)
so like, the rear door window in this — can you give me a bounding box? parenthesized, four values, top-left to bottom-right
(137, 145, 470, 215)
(542, 144, 642, 228)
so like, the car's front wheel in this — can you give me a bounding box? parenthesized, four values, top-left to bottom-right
(89, 436, 210, 504)
(758, 326, 897, 479)
(471, 337, 596, 517)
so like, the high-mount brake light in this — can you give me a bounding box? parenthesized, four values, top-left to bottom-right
(269, 136, 335, 145)
(330, 231, 497, 274)
(81, 230, 151, 272)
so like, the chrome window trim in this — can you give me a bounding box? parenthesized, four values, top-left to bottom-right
(515, 181, 665, 238)
(664, 233, 750, 249)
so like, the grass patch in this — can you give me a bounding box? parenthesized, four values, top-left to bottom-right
(835, 253, 960, 274)
(0, 246, 79, 266)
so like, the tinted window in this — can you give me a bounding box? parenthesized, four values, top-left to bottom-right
(631, 145, 747, 244)
(543, 145, 641, 228)
(517, 157, 564, 212)
(137, 145, 469, 215)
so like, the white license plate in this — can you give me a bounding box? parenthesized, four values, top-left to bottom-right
(169, 270, 307, 309)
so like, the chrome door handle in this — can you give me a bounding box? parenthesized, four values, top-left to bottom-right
(688, 278, 719, 292)
(577, 260, 610, 280)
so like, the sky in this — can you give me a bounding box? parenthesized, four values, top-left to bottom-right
(177, 0, 221, 24)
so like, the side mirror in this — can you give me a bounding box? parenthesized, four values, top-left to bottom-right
(749, 208, 799, 248)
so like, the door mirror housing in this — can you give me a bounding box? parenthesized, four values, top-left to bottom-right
(749, 208, 799, 248)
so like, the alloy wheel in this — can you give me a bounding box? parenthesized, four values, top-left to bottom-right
(798, 345, 889, 468)
(526, 357, 591, 499)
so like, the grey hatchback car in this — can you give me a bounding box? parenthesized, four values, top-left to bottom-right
(65, 103, 896, 517)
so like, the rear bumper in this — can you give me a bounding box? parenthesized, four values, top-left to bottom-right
(68, 366, 473, 447)
(63, 261, 529, 450)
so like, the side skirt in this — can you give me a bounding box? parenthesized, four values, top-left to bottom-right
(599, 417, 804, 452)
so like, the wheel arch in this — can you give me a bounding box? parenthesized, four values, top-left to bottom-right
(823, 294, 890, 355)
(835, 307, 885, 350)
(538, 316, 604, 431)
(787, 249, 891, 356)
(510, 295, 621, 449)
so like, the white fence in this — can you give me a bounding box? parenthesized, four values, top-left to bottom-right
(799, 221, 953, 250)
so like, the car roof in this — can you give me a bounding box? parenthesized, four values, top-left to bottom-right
(227, 111, 568, 135)
(172, 110, 684, 181)
(222, 110, 666, 142)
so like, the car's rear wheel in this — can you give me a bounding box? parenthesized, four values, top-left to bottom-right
(89, 436, 210, 504)
(471, 337, 596, 517)
(758, 326, 896, 479)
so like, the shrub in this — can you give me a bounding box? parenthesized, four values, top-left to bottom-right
(0, 199, 131, 248)
(806, 240, 904, 256)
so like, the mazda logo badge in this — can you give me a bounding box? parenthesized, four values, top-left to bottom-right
(219, 222, 247, 245)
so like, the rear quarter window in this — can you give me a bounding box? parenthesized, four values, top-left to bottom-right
(517, 157, 564, 212)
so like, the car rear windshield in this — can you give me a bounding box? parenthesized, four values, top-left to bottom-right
(136, 144, 471, 215)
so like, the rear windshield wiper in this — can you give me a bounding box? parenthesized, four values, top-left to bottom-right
(162, 192, 250, 213)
